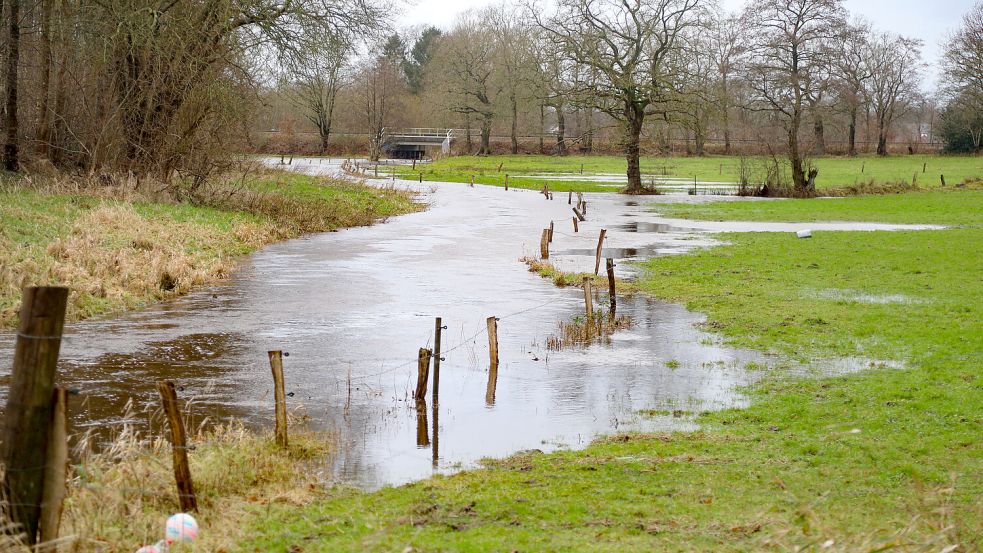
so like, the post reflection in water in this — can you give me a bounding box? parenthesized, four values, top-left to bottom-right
(415, 399, 429, 448)
(485, 365, 498, 406)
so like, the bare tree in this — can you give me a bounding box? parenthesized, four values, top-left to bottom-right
(865, 33, 923, 156)
(938, 2, 983, 152)
(537, 0, 701, 194)
(356, 53, 404, 161)
(284, 36, 351, 154)
(490, 6, 534, 155)
(834, 20, 873, 156)
(744, 0, 845, 195)
(707, 11, 746, 155)
(3, 0, 21, 171)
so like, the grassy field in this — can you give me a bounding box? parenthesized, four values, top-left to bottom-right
(244, 190, 981, 551)
(396, 154, 983, 193)
(0, 171, 418, 327)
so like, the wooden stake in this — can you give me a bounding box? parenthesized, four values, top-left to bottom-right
(433, 317, 443, 405)
(572, 217, 579, 232)
(583, 277, 594, 320)
(548, 221, 554, 243)
(470, 175, 475, 187)
(606, 258, 617, 317)
(157, 380, 198, 513)
(419, 172, 423, 183)
(415, 348, 431, 400)
(268, 350, 288, 447)
(39, 387, 69, 546)
(941, 174, 946, 186)
(486, 317, 499, 370)
(573, 206, 586, 222)
(415, 399, 429, 447)
(1, 286, 68, 544)
(922, 162, 926, 173)
(912, 172, 918, 186)
(505, 174, 509, 190)
(540, 229, 550, 259)
(594, 229, 607, 275)
(412, 159, 417, 170)
(861, 161, 865, 173)
(568, 190, 572, 204)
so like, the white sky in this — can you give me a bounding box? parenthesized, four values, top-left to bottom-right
(396, 0, 977, 91)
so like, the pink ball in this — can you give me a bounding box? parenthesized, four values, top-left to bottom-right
(165, 513, 199, 544)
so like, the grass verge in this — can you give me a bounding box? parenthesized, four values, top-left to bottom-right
(0, 170, 419, 327)
(398, 154, 982, 193)
(242, 190, 981, 551)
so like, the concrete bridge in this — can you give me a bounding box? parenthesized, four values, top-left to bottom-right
(382, 128, 453, 159)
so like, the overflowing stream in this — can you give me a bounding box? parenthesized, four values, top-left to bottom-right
(0, 158, 938, 489)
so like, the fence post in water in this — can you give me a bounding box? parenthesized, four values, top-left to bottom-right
(419, 172, 423, 183)
(568, 190, 572, 204)
(157, 380, 198, 513)
(1, 286, 68, 545)
(268, 351, 288, 447)
(415, 348, 432, 400)
(39, 386, 69, 545)
(470, 175, 475, 187)
(548, 221, 554, 243)
(583, 277, 594, 321)
(573, 206, 586, 222)
(606, 258, 617, 317)
(486, 317, 499, 370)
(540, 229, 550, 259)
(594, 229, 607, 275)
(572, 217, 579, 233)
(505, 174, 509, 190)
(433, 318, 445, 405)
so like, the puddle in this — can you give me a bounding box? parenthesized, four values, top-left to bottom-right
(811, 288, 928, 305)
(0, 157, 937, 489)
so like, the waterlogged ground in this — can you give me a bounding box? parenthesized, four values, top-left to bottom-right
(0, 158, 938, 489)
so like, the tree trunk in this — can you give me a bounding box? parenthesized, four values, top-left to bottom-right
(509, 93, 518, 154)
(789, 112, 807, 194)
(876, 118, 888, 156)
(555, 106, 567, 156)
(812, 115, 826, 155)
(538, 103, 545, 154)
(847, 106, 858, 156)
(584, 109, 593, 154)
(3, 0, 21, 171)
(623, 102, 644, 194)
(479, 112, 492, 155)
(721, 80, 732, 155)
(35, 0, 54, 156)
(464, 112, 473, 154)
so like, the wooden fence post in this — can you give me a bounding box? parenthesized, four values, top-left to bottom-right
(433, 318, 444, 405)
(572, 217, 579, 232)
(941, 174, 946, 186)
(1, 286, 68, 545)
(419, 172, 423, 183)
(415, 348, 432, 400)
(39, 387, 69, 546)
(157, 380, 198, 513)
(568, 190, 572, 204)
(505, 174, 509, 190)
(470, 175, 475, 187)
(268, 351, 288, 447)
(583, 277, 594, 324)
(548, 221, 554, 243)
(415, 399, 429, 447)
(573, 207, 586, 222)
(486, 317, 499, 370)
(594, 229, 607, 275)
(540, 229, 550, 260)
(606, 258, 617, 317)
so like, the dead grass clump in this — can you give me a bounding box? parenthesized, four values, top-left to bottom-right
(547, 310, 633, 350)
(60, 419, 334, 552)
(822, 179, 922, 197)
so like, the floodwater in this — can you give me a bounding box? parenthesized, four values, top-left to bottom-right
(0, 158, 935, 489)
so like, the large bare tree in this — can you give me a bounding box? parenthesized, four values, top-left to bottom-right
(864, 32, 923, 156)
(537, 0, 701, 194)
(744, 0, 845, 196)
(284, 36, 351, 154)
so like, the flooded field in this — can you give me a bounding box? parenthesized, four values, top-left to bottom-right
(0, 158, 935, 489)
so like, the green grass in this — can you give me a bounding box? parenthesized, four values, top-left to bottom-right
(397, 154, 983, 193)
(654, 188, 983, 227)
(244, 190, 982, 551)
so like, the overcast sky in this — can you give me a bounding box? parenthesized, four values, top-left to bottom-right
(396, 0, 977, 90)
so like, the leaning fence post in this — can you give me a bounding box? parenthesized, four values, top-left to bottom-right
(573, 206, 586, 222)
(268, 351, 288, 447)
(594, 229, 607, 275)
(606, 258, 617, 316)
(572, 217, 579, 232)
(540, 229, 550, 259)
(583, 276, 594, 321)
(1, 286, 68, 545)
(486, 316, 499, 370)
(157, 380, 198, 513)
(415, 348, 432, 400)
(38, 387, 69, 546)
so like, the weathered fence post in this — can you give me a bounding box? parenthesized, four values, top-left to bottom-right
(548, 221, 554, 243)
(941, 174, 946, 187)
(268, 351, 288, 447)
(922, 162, 926, 173)
(594, 229, 607, 275)
(1, 286, 68, 545)
(157, 380, 198, 513)
(606, 258, 617, 317)
(412, 159, 417, 170)
(39, 387, 69, 546)
(573, 206, 586, 222)
(415, 348, 432, 400)
(505, 174, 509, 190)
(415, 399, 429, 447)
(912, 172, 918, 186)
(419, 172, 423, 183)
(470, 175, 475, 187)
(487, 317, 499, 370)
(583, 277, 594, 320)
(433, 318, 444, 405)
(568, 190, 572, 204)
(540, 229, 550, 260)
(572, 217, 579, 233)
